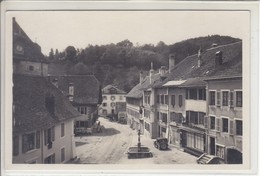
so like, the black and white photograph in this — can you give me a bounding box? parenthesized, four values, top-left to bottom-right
(1, 1, 258, 175)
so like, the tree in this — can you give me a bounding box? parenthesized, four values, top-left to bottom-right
(49, 48, 54, 61)
(116, 39, 133, 48)
(65, 46, 77, 62)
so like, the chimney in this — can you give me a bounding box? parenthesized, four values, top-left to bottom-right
(169, 54, 175, 73)
(52, 78, 58, 88)
(215, 51, 223, 67)
(149, 62, 154, 84)
(160, 66, 166, 77)
(140, 71, 143, 85)
(69, 82, 74, 102)
(198, 48, 202, 68)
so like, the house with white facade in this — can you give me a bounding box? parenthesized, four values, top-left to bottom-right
(99, 85, 126, 118)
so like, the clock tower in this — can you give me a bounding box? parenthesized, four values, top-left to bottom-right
(13, 17, 48, 76)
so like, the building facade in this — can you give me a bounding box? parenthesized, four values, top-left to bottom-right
(99, 85, 126, 117)
(205, 76, 242, 164)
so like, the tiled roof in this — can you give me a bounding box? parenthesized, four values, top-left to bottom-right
(13, 75, 80, 134)
(153, 42, 242, 88)
(102, 85, 126, 94)
(49, 75, 102, 105)
(178, 78, 207, 88)
(13, 18, 46, 63)
(126, 73, 161, 98)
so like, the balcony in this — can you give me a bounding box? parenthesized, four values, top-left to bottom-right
(185, 100, 206, 112)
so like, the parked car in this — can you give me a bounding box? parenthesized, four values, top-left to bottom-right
(197, 153, 226, 164)
(154, 138, 168, 150)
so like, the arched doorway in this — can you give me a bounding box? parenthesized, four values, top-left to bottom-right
(227, 148, 242, 164)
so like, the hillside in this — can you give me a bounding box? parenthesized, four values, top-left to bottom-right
(47, 35, 241, 92)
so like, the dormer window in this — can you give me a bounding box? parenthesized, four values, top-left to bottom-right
(29, 65, 34, 71)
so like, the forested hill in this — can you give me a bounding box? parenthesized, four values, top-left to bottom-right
(47, 35, 241, 92)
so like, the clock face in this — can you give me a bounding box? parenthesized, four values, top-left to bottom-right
(15, 44, 24, 53)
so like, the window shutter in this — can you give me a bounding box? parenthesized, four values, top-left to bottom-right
(36, 131, 40, 149)
(51, 126, 55, 141)
(229, 91, 234, 107)
(216, 118, 220, 131)
(216, 91, 221, 106)
(44, 130, 47, 145)
(229, 120, 234, 135)
(204, 116, 208, 129)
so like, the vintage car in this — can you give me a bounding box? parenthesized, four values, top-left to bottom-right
(154, 138, 168, 150)
(197, 153, 226, 164)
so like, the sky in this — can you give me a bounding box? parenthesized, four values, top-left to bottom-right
(9, 11, 249, 55)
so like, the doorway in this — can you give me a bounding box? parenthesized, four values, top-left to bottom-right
(210, 137, 216, 155)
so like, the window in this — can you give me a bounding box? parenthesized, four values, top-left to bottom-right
(222, 91, 229, 106)
(44, 153, 55, 164)
(190, 89, 197, 100)
(161, 113, 167, 123)
(111, 102, 115, 107)
(22, 131, 40, 153)
(145, 122, 150, 132)
(44, 127, 55, 146)
(111, 96, 115, 101)
(13, 136, 19, 156)
(165, 95, 169, 105)
(222, 118, 229, 133)
(103, 96, 107, 100)
(171, 95, 175, 107)
(236, 120, 242, 136)
(29, 65, 34, 71)
(61, 148, 65, 162)
(198, 112, 205, 125)
(61, 123, 65, 137)
(102, 103, 107, 107)
(179, 95, 183, 107)
(236, 91, 242, 107)
(75, 121, 88, 128)
(119, 96, 123, 100)
(210, 116, 215, 129)
(198, 89, 206, 100)
(209, 91, 216, 105)
(216, 145, 225, 159)
(160, 95, 165, 104)
(216, 91, 221, 106)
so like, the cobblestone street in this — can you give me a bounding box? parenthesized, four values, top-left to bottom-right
(74, 117, 197, 164)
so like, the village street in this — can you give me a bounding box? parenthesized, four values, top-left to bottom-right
(74, 117, 197, 164)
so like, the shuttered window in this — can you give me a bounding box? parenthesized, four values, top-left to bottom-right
(171, 95, 175, 107)
(179, 95, 183, 107)
(236, 120, 243, 136)
(165, 95, 169, 105)
(216, 118, 221, 131)
(229, 91, 234, 107)
(216, 91, 221, 106)
(229, 120, 234, 135)
(222, 91, 229, 106)
(236, 91, 242, 107)
(209, 91, 216, 105)
(210, 116, 215, 129)
(222, 118, 229, 133)
(204, 116, 208, 129)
